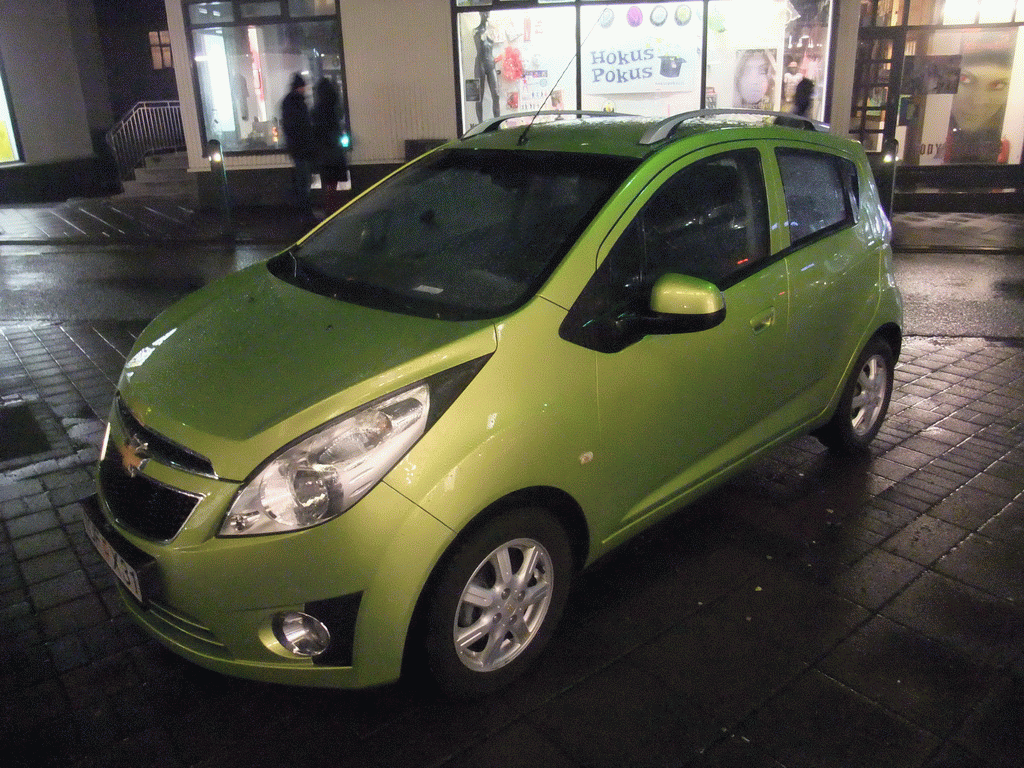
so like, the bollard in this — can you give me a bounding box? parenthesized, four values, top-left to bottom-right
(207, 139, 232, 236)
(879, 137, 899, 219)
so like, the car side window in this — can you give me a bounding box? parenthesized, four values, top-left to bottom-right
(560, 149, 769, 353)
(776, 149, 858, 246)
(640, 149, 769, 290)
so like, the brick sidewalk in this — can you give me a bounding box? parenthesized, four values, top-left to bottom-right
(1, 321, 1022, 768)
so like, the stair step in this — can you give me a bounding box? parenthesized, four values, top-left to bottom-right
(143, 151, 188, 170)
(122, 176, 198, 199)
(135, 165, 191, 183)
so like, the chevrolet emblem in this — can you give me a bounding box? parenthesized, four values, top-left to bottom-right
(118, 434, 150, 478)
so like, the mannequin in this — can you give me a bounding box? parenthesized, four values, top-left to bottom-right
(474, 12, 500, 123)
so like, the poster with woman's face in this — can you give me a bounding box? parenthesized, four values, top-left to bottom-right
(947, 32, 1016, 163)
(734, 49, 775, 110)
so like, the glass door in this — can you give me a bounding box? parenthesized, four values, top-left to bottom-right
(850, 29, 906, 153)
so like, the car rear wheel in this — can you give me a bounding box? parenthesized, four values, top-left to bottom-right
(816, 336, 895, 453)
(423, 508, 573, 698)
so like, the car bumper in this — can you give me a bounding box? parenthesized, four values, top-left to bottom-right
(89, 466, 454, 689)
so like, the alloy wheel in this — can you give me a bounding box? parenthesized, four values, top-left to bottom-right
(452, 537, 553, 673)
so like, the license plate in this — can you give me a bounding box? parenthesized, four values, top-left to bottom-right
(84, 509, 145, 603)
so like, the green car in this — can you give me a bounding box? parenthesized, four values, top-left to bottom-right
(85, 110, 902, 697)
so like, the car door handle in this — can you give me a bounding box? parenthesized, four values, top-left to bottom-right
(749, 308, 776, 335)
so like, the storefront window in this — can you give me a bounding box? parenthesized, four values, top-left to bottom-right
(240, 3, 284, 19)
(456, 4, 578, 132)
(186, 1, 345, 153)
(860, 0, 905, 27)
(706, 0, 830, 119)
(455, 1, 833, 129)
(899, 27, 1023, 164)
(190, 3, 236, 24)
(869, 0, 1023, 26)
(0, 50, 19, 164)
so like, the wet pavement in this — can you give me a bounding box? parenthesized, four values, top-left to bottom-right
(1, 198, 1023, 767)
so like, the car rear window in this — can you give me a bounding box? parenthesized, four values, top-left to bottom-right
(776, 149, 858, 246)
(271, 148, 638, 320)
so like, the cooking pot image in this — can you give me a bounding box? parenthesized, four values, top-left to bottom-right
(660, 55, 684, 77)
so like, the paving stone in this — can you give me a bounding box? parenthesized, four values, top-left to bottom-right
(37, 593, 109, 640)
(28, 568, 92, 611)
(883, 571, 1024, 667)
(47, 632, 91, 673)
(438, 721, 581, 768)
(819, 615, 997, 737)
(0, 497, 29, 520)
(951, 673, 1024, 768)
(881, 514, 968, 565)
(715, 568, 870, 661)
(936, 533, 1024, 603)
(929, 486, 1007, 530)
(830, 548, 923, 610)
(18, 548, 82, 586)
(10, 528, 70, 561)
(631, 609, 808, 723)
(0, 478, 44, 503)
(966, 471, 1024, 499)
(4, 509, 59, 539)
(528, 659, 718, 768)
(978, 500, 1024, 543)
(739, 670, 940, 768)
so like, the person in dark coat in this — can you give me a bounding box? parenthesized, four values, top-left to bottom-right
(774, 78, 815, 128)
(792, 77, 814, 117)
(281, 73, 315, 218)
(311, 77, 349, 214)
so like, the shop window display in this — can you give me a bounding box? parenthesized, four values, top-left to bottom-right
(457, 5, 577, 132)
(455, 2, 832, 127)
(705, 0, 830, 120)
(898, 28, 1022, 165)
(188, 2, 345, 154)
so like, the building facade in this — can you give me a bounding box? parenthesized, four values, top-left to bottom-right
(0, 0, 115, 202)
(2, 1, 1019, 206)
(163, 0, 858, 203)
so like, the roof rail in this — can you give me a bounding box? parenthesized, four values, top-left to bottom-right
(463, 110, 632, 138)
(639, 109, 829, 145)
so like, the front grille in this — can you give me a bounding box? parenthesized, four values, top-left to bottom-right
(99, 447, 202, 541)
(117, 396, 216, 477)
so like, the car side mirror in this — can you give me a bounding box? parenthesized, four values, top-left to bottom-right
(643, 273, 726, 334)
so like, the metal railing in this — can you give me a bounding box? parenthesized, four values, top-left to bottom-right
(106, 101, 186, 182)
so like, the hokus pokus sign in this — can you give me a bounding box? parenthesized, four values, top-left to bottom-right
(582, 5, 700, 95)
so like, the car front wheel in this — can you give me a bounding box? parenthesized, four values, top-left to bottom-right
(423, 508, 573, 698)
(816, 336, 895, 453)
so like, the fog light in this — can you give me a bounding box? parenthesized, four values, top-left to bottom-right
(273, 612, 331, 657)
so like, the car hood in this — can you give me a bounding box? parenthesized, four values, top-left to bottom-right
(118, 263, 496, 480)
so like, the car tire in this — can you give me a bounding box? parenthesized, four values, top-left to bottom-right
(816, 336, 895, 453)
(423, 508, 573, 698)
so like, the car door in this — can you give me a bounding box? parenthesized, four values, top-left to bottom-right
(560, 146, 794, 542)
(770, 145, 881, 409)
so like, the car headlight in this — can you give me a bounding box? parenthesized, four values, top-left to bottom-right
(221, 383, 429, 536)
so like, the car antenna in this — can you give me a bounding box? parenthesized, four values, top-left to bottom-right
(517, 7, 607, 146)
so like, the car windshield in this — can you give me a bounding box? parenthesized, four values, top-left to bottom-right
(269, 148, 637, 320)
